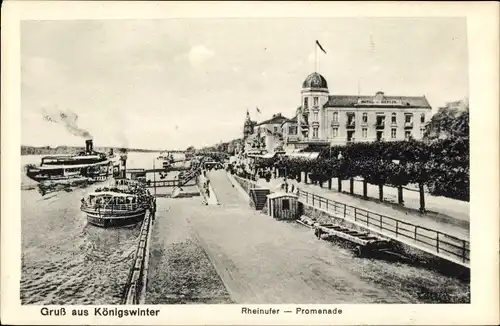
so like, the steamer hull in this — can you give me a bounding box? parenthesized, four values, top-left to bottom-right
(83, 207, 147, 228)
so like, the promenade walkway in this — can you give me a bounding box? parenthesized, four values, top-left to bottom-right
(256, 178, 469, 240)
(145, 171, 469, 304)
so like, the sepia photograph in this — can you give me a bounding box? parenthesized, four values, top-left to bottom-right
(2, 1, 499, 325)
(20, 16, 471, 305)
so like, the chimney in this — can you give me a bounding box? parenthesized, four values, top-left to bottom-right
(85, 139, 93, 154)
(120, 154, 127, 178)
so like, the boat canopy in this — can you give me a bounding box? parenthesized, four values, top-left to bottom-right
(38, 160, 111, 170)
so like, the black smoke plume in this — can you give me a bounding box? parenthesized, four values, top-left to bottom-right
(42, 108, 93, 140)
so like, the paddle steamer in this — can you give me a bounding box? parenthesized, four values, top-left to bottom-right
(25, 140, 118, 185)
(80, 178, 154, 228)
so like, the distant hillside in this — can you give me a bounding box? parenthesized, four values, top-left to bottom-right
(21, 145, 161, 155)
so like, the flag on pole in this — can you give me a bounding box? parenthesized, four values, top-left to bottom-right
(256, 107, 261, 114)
(316, 40, 327, 54)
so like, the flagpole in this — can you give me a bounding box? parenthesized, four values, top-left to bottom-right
(315, 41, 318, 72)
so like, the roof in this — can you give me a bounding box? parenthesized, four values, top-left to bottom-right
(268, 192, 298, 199)
(255, 114, 289, 126)
(302, 72, 328, 89)
(325, 95, 431, 109)
(280, 115, 298, 126)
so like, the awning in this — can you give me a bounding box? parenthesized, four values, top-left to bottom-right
(284, 151, 320, 160)
(248, 153, 275, 159)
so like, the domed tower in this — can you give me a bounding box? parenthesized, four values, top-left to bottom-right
(243, 110, 254, 139)
(297, 72, 330, 140)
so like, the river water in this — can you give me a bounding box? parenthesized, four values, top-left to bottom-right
(20, 152, 160, 305)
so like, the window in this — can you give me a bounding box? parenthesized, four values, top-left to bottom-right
(391, 113, 397, 124)
(347, 112, 355, 125)
(282, 199, 290, 210)
(391, 128, 396, 139)
(405, 130, 411, 140)
(313, 97, 319, 106)
(362, 113, 368, 123)
(420, 113, 425, 123)
(304, 97, 309, 109)
(274, 126, 278, 133)
(312, 127, 319, 138)
(405, 114, 413, 123)
(332, 127, 338, 137)
(313, 111, 318, 121)
(347, 130, 355, 142)
(288, 126, 296, 134)
(362, 128, 367, 138)
(333, 112, 338, 122)
(376, 131, 384, 141)
(376, 115, 385, 126)
(420, 128, 425, 138)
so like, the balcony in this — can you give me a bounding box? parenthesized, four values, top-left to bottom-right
(391, 120, 397, 126)
(404, 122, 414, 128)
(375, 122, 385, 129)
(331, 120, 340, 126)
(346, 138, 356, 144)
(286, 135, 299, 142)
(346, 121, 356, 129)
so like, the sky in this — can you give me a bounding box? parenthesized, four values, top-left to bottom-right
(21, 18, 468, 150)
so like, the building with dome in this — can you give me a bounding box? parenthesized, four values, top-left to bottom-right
(281, 72, 433, 150)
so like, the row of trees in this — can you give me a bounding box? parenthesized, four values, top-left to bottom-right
(253, 137, 469, 212)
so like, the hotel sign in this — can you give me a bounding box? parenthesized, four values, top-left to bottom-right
(357, 99, 403, 106)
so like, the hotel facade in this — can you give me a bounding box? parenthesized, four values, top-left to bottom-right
(282, 72, 432, 150)
(242, 72, 433, 155)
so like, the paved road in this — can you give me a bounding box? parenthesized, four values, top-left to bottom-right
(208, 170, 247, 207)
(146, 171, 469, 304)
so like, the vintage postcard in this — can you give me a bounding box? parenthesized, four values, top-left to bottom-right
(1, 1, 499, 325)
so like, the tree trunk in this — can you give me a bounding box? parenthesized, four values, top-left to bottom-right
(350, 178, 354, 194)
(337, 178, 342, 192)
(398, 186, 404, 205)
(304, 171, 308, 184)
(419, 183, 426, 213)
(319, 181, 323, 188)
(378, 184, 383, 201)
(363, 180, 368, 199)
(297, 171, 301, 183)
(328, 178, 332, 190)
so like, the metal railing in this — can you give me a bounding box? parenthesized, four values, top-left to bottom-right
(81, 203, 143, 211)
(145, 180, 179, 188)
(298, 189, 470, 265)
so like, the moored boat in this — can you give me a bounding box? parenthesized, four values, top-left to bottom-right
(80, 178, 154, 228)
(25, 140, 117, 184)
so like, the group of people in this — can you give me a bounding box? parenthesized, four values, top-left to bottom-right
(279, 178, 299, 194)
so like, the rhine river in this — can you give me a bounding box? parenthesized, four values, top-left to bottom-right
(20, 152, 160, 305)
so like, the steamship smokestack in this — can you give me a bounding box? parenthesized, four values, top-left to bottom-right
(85, 139, 93, 154)
(120, 154, 127, 179)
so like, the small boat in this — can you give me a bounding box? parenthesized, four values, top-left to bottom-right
(80, 178, 154, 228)
(25, 140, 117, 185)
